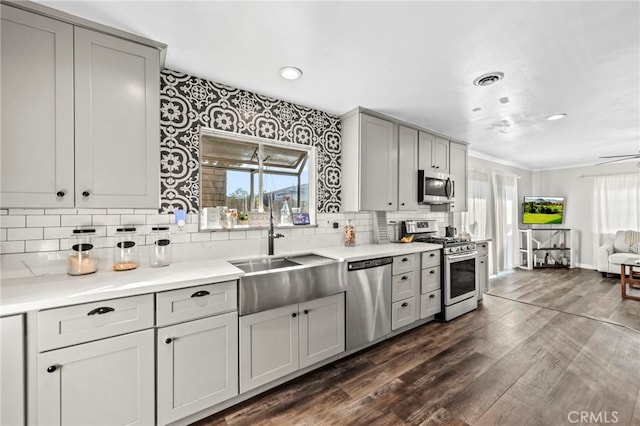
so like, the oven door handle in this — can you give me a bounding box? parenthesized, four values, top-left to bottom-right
(446, 251, 477, 261)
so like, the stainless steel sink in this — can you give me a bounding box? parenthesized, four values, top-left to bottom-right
(230, 254, 346, 315)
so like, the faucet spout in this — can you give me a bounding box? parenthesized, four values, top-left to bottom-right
(267, 193, 285, 255)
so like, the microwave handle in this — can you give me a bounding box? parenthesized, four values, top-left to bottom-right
(446, 177, 454, 199)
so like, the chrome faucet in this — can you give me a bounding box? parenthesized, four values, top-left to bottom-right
(268, 194, 284, 255)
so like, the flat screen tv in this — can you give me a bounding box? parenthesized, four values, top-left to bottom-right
(522, 196, 565, 224)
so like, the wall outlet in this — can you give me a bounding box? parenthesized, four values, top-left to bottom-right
(332, 222, 339, 229)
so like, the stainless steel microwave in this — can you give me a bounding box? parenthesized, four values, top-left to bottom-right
(418, 170, 455, 204)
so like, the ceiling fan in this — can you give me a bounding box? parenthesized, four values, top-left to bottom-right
(597, 143, 640, 166)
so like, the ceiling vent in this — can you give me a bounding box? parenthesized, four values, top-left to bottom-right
(473, 72, 504, 87)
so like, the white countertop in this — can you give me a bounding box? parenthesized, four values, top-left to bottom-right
(0, 242, 442, 316)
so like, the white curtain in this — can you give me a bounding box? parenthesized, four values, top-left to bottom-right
(460, 170, 490, 238)
(593, 173, 640, 256)
(492, 173, 519, 274)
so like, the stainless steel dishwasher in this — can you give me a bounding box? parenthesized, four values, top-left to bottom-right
(345, 256, 393, 350)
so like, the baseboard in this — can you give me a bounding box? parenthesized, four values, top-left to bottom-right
(576, 263, 596, 270)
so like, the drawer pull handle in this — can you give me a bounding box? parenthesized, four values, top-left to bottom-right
(87, 306, 114, 316)
(165, 338, 173, 344)
(430, 270, 435, 274)
(46, 365, 58, 373)
(304, 309, 309, 315)
(402, 258, 408, 262)
(82, 190, 91, 198)
(401, 302, 409, 307)
(292, 312, 297, 318)
(401, 276, 408, 280)
(429, 294, 435, 299)
(56, 190, 65, 198)
(429, 253, 435, 257)
(191, 290, 210, 298)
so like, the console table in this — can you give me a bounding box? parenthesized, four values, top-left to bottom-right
(620, 258, 640, 301)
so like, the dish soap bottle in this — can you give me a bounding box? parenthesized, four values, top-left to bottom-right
(280, 196, 291, 225)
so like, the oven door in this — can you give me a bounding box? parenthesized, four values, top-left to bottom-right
(444, 251, 478, 305)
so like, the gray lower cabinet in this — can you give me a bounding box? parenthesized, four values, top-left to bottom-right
(1, 315, 25, 426)
(391, 254, 419, 330)
(420, 250, 442, 319)
(0, 4, 160, 209)
(477, 241, 490, 300)
(240, 293, 345, 393)
(37, 329, 155, 425)
(157, 312, 238, 425)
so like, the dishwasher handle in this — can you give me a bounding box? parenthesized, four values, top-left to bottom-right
(347, 256, 393, 271)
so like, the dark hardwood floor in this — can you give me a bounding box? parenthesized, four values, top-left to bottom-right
(194, 268, 640, 426)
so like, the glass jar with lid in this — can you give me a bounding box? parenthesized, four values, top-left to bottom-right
(344, 220, 356, 247)
(67, 229, 98, 275)
(150, 226, 171, 267)
(113, 227, 139, 271)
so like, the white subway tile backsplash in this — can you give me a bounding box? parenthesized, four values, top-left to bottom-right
(45, 208, 78, 215)
(1, 241, 24, 254)
(146, 214, 171, 225)
(107, 209, 134, 215)
(92, 215, 121, 226)
(26, 215, 61, 227)
(245, 230, 262, 239)
(171, 233, 191, 244)
(43, 227, 76, 239)
(120, 215, 147, 226)
(190, 232, 211, 242)
(0, 209, 7, 215)
(61, 215, 92, 227)
(0, 215, 26, 228)
(8, 228, 43, 241)
(77, 208, 107, 215)
(229, 231, 247, 240)
(0, 229, 6, 241)
(26, 239, 59, 252)
(210, 231, 229, 241)
(9, 209, 44, 215)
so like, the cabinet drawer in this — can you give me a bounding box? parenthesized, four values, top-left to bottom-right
(156, 281, 237, 326)
(477, 242, 489, 256)
(392, 272, 417, 302)
(391, 298, 417, 330)
(421, 290, 441, 319)
(393, 254, 417, 275)
(421, 250, 440, 268)
(421, 266, 441, 294)
(38, 294, 154, 351)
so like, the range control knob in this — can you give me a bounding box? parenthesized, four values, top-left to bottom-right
(449, 247, 459, 254)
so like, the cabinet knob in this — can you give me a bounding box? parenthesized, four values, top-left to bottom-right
(401, 302, 408, 307)
(388, 202, 392, 206)
(292, 313, 297, 318)
(402, 257, 408, 262)
(401, 276, 408, 280)
(191, 290, 210, 298)
(82, 190, 91, 197)
(401, 202, 405, 206)
(429, 294, 435, 299)
(430, 270, 435, 274)
(165, 338, 173, 344)
(429, 253, 435, 257)
(304, 309, 309, 315)
(46, 365, 58, 373)
(56, 190, 65, 198)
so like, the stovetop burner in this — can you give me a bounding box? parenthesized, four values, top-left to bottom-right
(413, 236, 477, 254)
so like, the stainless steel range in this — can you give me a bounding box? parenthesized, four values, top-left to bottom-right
(402, 221, 478, 321)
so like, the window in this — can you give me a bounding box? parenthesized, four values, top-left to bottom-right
(593, 173, 640, 235)
(198, 128, 316, 230)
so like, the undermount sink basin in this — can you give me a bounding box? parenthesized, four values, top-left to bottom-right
(231, 257, 299, 273)
(230, 254, 345, 315)
(230, 253, 335, 274)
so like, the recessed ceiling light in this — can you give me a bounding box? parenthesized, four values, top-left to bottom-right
(546, 113, 567, 121)
(473, 72, 504, 87)
(280, 66, 303, 80)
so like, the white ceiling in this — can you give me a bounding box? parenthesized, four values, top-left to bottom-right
(35, 0, 640, 170)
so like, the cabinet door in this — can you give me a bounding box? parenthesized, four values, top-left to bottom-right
(477, 255, 489, 300)
(392, 271, 418, 302)
(157, 312, 238, 425)
(37, 330, 155, 426)
(449, 142, 468, 212)
(420, 290, 442, 319)
(239, 305, 299, 393)
(1, 315, 25, 426)
(360, 114, 397, 211)
(1, 5, 74, 208)
(74, 28, 160, 209)
(391, 298, 417, 330)
(398, 126, 418, 210)
(433, 137, 450, 174)
(299, 293, 345, 369)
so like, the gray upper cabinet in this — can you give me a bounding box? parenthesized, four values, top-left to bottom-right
(342, 112, 398, 211)
(74, 28, 160, 208)
(418, 131, 450, 175)
(1, 5, 75, 208)
(398, 126, 419, 211)
(0, 5, 160, 209)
